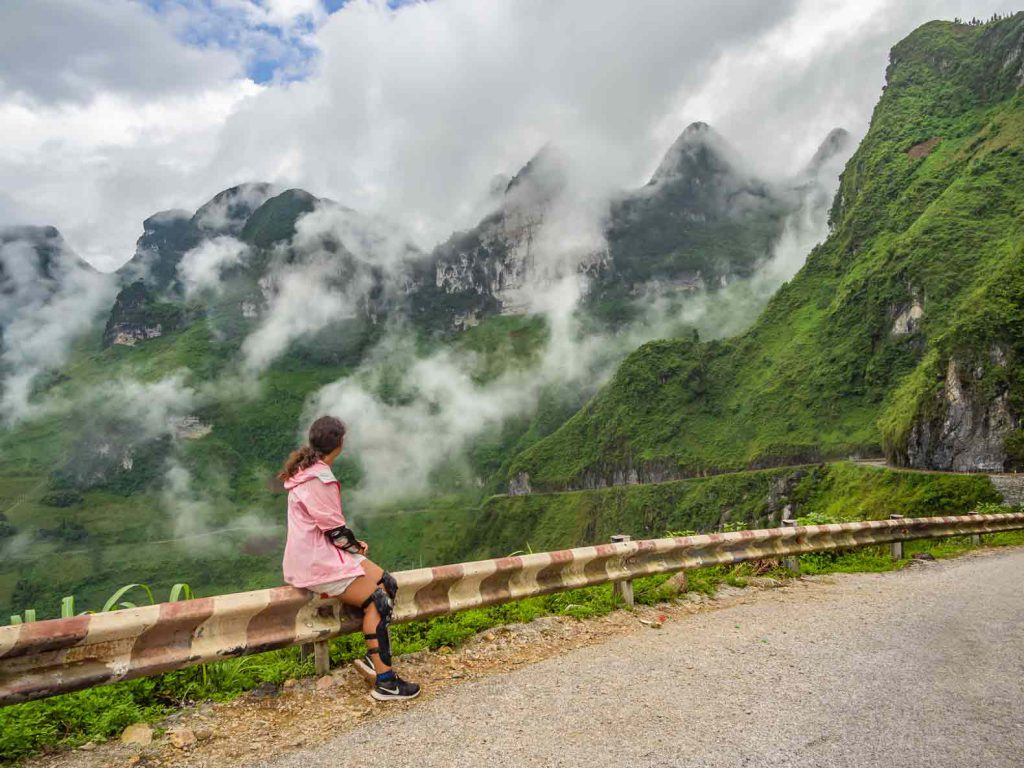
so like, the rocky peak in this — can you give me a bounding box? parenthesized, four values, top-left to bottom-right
(115, 183, 276, 290)
(647, 121, 736, 186)
(0, 226, 98, 316)
(239, 188, 319, 248)
(0, 224, 61, 245)
(502, 145, 566, 203)
(430, 148, 567, 312)
(801, 128, 852, 179)
(118, 210, 202, 290)
(192, 182, 277, 237)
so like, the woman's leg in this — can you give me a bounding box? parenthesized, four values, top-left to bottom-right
(338, 559, 390, 673)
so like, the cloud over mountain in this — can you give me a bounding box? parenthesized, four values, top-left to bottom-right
(4, 0, 1018, 270)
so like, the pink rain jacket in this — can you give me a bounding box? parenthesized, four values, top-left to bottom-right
(282, 461, 365, 588)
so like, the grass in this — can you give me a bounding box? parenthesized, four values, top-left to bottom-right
(466, 461, 1000, 560)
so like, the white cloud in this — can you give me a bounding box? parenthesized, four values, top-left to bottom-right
(177, 236, 250, 295)
(0, 229, 116, 421)
(6, 0, 1017, 272)
(0, 0, 241, 104)
(241, 258, 352, 372)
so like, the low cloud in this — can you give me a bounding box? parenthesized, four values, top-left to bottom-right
(0, 228, 116, 422)
(160, 458, 279, 549)
(239, 201, 422, 372)
(241, 258, 353, 372)
(306, 131, 845, 506)
(177, 236, 250, 296)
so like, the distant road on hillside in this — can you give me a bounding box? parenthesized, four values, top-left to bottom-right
(262, 549, 1024, 768)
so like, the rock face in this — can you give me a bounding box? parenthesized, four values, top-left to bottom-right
(102, 280, 182, 347)
(905, 359, 1017, 471)
(508, 472, 532, 496)
(170, 415, 212, 440)
(430, 123, 848, 329)
(432, 146, 568, 312)
(891, 299, 924, 335)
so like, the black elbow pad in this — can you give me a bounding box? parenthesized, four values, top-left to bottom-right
(326, 525, 361, 553)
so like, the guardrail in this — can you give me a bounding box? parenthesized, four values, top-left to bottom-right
(3, 511, 1023, 706)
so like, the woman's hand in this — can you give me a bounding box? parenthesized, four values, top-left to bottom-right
(357, 540, 369, 555)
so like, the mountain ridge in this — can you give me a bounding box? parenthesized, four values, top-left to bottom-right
(505, 13, 1024, 493)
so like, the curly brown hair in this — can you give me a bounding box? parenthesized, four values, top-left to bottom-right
(278, 415, 346, 480)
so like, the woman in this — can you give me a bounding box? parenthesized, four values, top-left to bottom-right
(280, 415, 420, 701)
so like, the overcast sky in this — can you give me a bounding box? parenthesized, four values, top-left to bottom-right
(0, 0, 1019, 270)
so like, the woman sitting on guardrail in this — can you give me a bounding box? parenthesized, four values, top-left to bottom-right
(279, 415, 420, 702)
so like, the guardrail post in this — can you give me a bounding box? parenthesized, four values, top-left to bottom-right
(313, 640, 330, 676)
(610, 534, 635, 609)
(889, 514, 905, 560)
(969, 510, 982, 546)
(781, 519, 800, 575)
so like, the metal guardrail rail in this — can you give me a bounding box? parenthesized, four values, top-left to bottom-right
(2, 511, 1023, 706)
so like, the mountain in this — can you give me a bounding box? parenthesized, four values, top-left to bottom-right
(586, 122, 849, 325)
(419, 124, 847, 331)
(0, 78, 848, 618)
(0, 226, 113, 414)
(505, 13, 1024, 493)
(0, 225, 99, 324)
(116, 183, 277, 290)
(416, 145, 567, 327)
(103, 185, 427, 350)
(100, 119, 843, 354)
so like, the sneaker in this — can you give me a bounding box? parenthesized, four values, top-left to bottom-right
(353, 654, 376, 682)
(371, 674, 420, 702)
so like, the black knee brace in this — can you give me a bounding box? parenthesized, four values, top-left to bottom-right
(361, 573, 397, 666)
(378, 570, 397, 600)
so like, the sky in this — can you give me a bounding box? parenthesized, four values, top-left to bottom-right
(0, 0, 1020, 271)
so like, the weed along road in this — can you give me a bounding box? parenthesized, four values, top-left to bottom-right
(259, 549, 1024, 768)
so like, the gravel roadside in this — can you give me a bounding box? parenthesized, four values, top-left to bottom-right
(259, 549, 1024, 768)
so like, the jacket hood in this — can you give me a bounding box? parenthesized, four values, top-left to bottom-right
(283, 461, 336, 490)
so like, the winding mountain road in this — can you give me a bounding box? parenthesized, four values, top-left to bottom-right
(260, 549, 1024, 768)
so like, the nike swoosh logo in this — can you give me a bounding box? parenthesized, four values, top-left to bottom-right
(379, 686, 399, 694)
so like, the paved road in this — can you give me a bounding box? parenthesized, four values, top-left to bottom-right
(260, 550, 1024, 768)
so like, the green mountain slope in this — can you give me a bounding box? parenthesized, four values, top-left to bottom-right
(508, 15, 1024, 492)
(2, 131, 820, 618)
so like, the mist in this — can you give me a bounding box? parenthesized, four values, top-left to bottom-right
(0, 228, 115, 422)
(240, 202, 422, 372)
(177, 236, 250, 297)
(305, 129, 847, 508)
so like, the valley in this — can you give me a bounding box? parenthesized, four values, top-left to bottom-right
(2, 13, 1024, 628)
